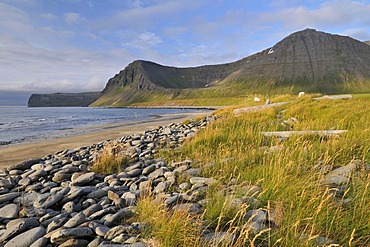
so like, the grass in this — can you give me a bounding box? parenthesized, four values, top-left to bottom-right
(92, 143, 129, 174)
(159, 94, 370, 246)
(93, 93, 370, 246)
(136, 194, 201, 247)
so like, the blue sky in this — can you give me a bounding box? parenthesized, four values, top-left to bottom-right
(1, 0, 370, 104)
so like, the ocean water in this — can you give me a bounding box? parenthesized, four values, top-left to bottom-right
(0, 106, 206, 146)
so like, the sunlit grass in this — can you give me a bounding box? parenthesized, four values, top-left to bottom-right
(160, 94, 370, 246)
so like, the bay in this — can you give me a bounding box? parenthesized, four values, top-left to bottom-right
(0, 106, 207, 146)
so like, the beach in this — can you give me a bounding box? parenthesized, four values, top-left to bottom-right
(0, 112, 209, 168)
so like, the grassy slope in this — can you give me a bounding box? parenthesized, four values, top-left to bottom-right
(91, 79, 370, 107)
(158, 94, 370, 246)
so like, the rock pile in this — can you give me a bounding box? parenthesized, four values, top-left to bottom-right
(0, 116, 254, 247)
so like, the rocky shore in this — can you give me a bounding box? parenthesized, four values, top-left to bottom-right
(0, 115, 254, 247)
(1, 113, 358, 246)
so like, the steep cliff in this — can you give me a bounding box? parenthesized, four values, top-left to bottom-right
(93, 29, 370, 106)
(28, 92, 101, 107)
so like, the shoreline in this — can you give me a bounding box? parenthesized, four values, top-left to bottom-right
(0, 111, 210, 168)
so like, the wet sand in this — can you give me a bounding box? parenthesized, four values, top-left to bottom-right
(0, 112, 209, 168)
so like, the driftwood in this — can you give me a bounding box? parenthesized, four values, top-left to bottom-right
(233, 102, 292, 115)
(313, 94, 352, 100)
(260, 130, 348, 138)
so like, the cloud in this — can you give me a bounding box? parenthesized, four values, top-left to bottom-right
(41, 13, 57, 20)
(96, 0, 203, 30)
(122, 31, 162, 49)
(64, 12, 84, 24)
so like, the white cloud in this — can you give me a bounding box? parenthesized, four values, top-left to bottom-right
(122, 31, 162, 49)
(64, 12, 84, 25)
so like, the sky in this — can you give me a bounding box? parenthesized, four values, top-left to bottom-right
(1, 0, 370, 105)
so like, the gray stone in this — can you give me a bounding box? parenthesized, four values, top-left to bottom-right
(172, 203, 201, 214)
(126, 169, 142, 177)
(52, 172, 71, 183)
(121, 192, 137, 206)
(0, 218, 39, 242)
(8, 159, 43, 171)
(142, 164, 156, 175)
(71, 172, 95, 186)
(59, 238, 91, 247)
(148, 167, 168, 180)
(164, 194, 179, 205)
(321, 160, 362, 186)
(29, 237, 48, 247)
(83, 204, 103, 217)
(64, 212, 86, 228)
(34, 192, 64, 209)
(154, 181, 169, 194)
(104, 225, 127, 240)
(5, 226, 46, 247)
(0, 192, 20, 204)
(104, 207, 136, 227)
(50, 227, 94, 244)
(0, 203, 19, 219)
(46, 217, 68, 233)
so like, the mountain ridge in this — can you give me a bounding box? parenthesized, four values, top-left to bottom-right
(92, 28, 370, 106)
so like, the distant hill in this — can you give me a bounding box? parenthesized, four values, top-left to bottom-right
(28, 92, 101, 107)
(365, 41, 370, 46)
(91, 29, 370, 106)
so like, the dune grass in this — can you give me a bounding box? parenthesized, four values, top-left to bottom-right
(158, 94, 370, 246)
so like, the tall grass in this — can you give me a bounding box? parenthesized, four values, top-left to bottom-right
(160, 95, 370, 246)
(92, 143, 129, 174)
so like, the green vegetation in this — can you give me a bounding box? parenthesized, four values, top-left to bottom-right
(92, 143, 129, 174)
(94, 94, 370, 246)
(158, 94, 370, 246)
(136, 194, 201, 247)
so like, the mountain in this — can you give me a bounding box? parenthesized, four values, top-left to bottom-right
(92, 29, 370, 106)
(28, 92, 101, 107)
(365, 41, 370, 46)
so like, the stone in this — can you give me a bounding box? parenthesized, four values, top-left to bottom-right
(59, 238, 91, 247)
(172, 203, 201, 214)
(126, 169, 142, 177)
(321, 160, 362, 186)
(8, 159, 43, 171)
(5, 226, 46, 247)
(52, 173, 71, 183)
(29, 237, 48, 247)
(108, 191, 120, 201)
(104, 207, 136, 227)
(83, 204, 103, 217)
(50, 227, 94, 244)
(0, 192, 20, 204)
(46, 217, 68, 233)
(142, 164, 156, 175)
(34, 192, 64, 209)
(71, 172, 95, 186)
(104, 225, 127, 240)
(179, 182, 191, 191)
(64, 212, 86, 228)
(0, 203, 19, 219)
(0, 218, 39, 242)
(121, 192, 137, 206)
(164, 194, 179, 205)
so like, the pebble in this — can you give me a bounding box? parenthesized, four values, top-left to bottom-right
(0, 116, 244, 246)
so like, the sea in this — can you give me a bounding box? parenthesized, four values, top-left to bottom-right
(0, 106, 207, 146)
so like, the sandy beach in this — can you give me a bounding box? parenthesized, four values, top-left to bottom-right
(0, 112, 210, 168)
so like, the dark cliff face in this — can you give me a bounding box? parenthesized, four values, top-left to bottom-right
(97, 29, 370, 105)
(28, 92, 101, 107)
